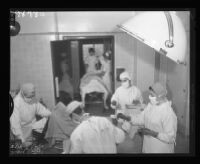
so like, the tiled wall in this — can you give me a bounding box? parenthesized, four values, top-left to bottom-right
(158, 11, 190, 136)
(10, 34, 56, 109)
(114, 33, 137, 89)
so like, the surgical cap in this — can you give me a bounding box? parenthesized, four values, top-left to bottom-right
(149, 82, 167, 97)
(66, 101, 82, 114)
(120, 71, 131, 81)
(21, 83, 35, 95)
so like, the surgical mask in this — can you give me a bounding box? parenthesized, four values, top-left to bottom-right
(149, 95, 158, 105)
(121, 79, 130, 89)
(24, 97, 37, 104)
(21, 92, 36, 104)
(72, 113, 83, 124)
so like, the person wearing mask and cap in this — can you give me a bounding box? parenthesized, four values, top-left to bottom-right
(10, 83, 51, 147)
(110, 71, 143, 115)
(69, 116, 125, 154)
(61, 101, 90, 154)
(117, 82, 177, 153)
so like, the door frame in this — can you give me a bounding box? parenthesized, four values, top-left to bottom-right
(50, 40, 72, 103)
(63, 35, 115, 93)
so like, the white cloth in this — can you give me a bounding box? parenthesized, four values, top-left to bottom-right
(130, 101, 177, 153)
(59, 73, 74, 98)
(70, 116, 125, 154)
(111, 85, 143, 113)
(10, 93, 51, 142)
(81, 79, 108, 95)
(66, 101, 82, 114)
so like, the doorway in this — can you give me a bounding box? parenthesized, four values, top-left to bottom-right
(50, 36, 115, 104)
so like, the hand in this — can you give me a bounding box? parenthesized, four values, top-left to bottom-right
(22, 141, 32, 148)
(111, 101, 117, 106)
(132, 100, 140, 105)
(117, 113, 131, 122)
(137, 128, 158, 138)
(81, 113, 90, 122)
(111, 118, 118, 126)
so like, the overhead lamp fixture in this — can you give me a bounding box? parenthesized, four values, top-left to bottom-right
(10, 11, 21, 37)
(118, 11, 187, 65)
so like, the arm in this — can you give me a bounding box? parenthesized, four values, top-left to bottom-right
(10, 105, 24, 142)
(157, 111, 177, 144)
(36, 102, 51, 117)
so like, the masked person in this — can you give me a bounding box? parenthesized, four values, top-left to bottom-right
(10, 83, 51, 147)
(117, 82, 177, 153)
(61, 101, 90, 154)
(110, 71, 143, 115)
(69, 116, 125, 154)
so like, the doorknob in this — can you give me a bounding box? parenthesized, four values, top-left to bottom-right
(55, 77, 59, 98)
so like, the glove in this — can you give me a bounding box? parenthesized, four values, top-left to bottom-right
(111, 118, 118, 126)
(117, 113, 131, 122)
(132, 100, 140, 105)
(137, 128, 158, 138)
(111, 100, 117, 106)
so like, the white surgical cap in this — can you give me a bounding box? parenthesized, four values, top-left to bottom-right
(21, 83, 35, 95)
(120, 71, 131, 80)
(66, 101, 82, 114)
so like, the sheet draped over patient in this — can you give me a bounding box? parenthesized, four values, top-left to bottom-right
(80, 72, 109, 93)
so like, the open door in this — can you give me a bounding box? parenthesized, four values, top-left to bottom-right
(50, 40, 72, 103)
(51, 36, 115, 104)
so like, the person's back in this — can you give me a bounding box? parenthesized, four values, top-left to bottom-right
(70, 116, 125, 154)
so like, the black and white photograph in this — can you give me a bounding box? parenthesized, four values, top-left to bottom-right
(9, 9, 195, 155)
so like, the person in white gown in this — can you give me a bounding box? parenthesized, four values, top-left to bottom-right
(10, 83, 51, 147)
(110, 71, 143, 115)
(117, 82, 177, 153)
(69, 116, 125, 154)
(84, 48, 99, 74)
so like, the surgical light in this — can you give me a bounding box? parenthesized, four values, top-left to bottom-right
(118, 11, 187, 65)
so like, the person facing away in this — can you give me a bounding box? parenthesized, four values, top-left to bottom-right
(44, 91, 73, 147)
(117, 82, 177, 153)
(69, 116, 125, 154)
(10, 83, 51, 147)
(110, 71, 143, 114)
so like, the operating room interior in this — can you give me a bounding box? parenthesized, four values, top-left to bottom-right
(9, 11, 191, 154)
